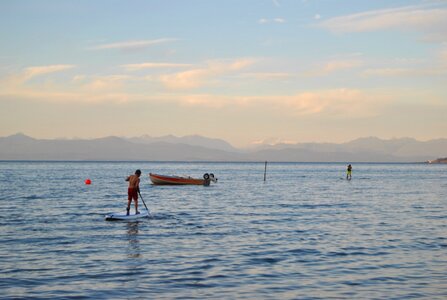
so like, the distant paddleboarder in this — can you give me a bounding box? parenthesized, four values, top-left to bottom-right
(126, 169, 141, 215)
(346, 164, 352, 180)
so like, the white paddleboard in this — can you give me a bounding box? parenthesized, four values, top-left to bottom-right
(105, 210, 150, 221)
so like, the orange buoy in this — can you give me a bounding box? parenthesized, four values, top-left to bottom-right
(85, 179, 92, 185)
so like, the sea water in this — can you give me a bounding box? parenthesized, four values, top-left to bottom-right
(0, 161, 446, 299)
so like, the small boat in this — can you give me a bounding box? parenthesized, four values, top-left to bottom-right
(149, 173, 217, 185)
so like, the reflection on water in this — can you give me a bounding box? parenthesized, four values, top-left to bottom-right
(126, 222, 141, 259)
(124, 222, 145, 293)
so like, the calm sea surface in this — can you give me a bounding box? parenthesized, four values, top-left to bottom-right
(0, 161, 446, 299)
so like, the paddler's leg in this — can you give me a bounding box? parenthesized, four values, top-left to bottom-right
(135, 197, 139, 214)
(127, 189, 132, 215)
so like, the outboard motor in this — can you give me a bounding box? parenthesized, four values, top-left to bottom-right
(203, 173, 210, 186)
(209, 173, 218, 182)
(203, 173, 217, 186)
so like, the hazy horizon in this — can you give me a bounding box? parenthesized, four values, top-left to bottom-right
(1, 1, 446, 148)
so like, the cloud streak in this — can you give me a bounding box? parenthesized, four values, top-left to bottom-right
(23, 65, 75, 81)
(122, 62, 192, 71)
(258, 18, 286, 24)
(88, 38, 178, 50)
(319, 5, 447, 41)
(307, 58, 364, 76)
(159, 58, 257, 89)
(3, 65, 75, 86)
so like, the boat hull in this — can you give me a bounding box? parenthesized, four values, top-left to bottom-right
(149, 173, 205, 185)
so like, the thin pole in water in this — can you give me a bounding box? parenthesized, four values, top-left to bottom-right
(264, 161, 267, 181)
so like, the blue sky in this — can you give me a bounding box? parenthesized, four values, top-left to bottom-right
(1, 0, 446, 147)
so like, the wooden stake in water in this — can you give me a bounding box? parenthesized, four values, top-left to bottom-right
(264, 161, 267, 181)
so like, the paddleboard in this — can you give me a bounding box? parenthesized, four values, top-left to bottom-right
(105, 210, 150, 221)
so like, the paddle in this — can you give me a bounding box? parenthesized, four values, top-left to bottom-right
(138, 190, 149, 213)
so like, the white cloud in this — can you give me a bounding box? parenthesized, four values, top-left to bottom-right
(159, 58, 257, 89)
(169, 88, 386, 118)
(0, 67, 138, 104)
(160, 69, 210, 89)
(258, 18, 286, 24)
(307, 58, 363, 76)
(23, 65, 75, 80)
(0, 66, 402, 119)
(2, 65, 75, 86)
(88, 38, 178, 50)
(319, 5, 447, 41)
(122, 63, 192, 71)
(239, 72, 293, 80)
(81, 75, 132, 91)
(281, 88, 383, 116)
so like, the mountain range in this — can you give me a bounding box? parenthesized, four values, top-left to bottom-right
(0, 133, 446, 162)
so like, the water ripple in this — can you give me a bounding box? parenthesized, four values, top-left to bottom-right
(1, 162, 447, 299)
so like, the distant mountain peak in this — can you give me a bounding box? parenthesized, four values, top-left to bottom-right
(9, 132, 29, 137)
(6, 133, 35, 141)
(124, 134, 237, 152)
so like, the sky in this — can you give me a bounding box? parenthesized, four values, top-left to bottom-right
(0, 0, 446, 148)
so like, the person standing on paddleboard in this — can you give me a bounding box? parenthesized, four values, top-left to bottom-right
(346, 164, 352, 180)
(126, 169, 141, 215)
